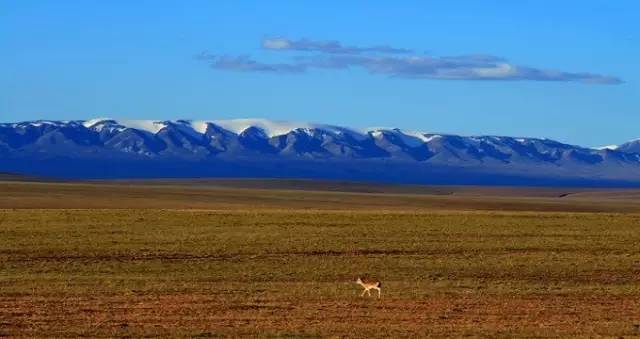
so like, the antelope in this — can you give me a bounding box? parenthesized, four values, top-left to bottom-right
(355, 277, 382, 298)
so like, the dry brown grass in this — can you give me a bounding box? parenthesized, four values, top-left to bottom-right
(2, 180, 640, 212)
(2, 180, 640, 337)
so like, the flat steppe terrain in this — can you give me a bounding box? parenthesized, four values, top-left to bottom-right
(2, 178, 640, 337)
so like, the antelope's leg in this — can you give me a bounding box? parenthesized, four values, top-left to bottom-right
(360, 289, 366, 297)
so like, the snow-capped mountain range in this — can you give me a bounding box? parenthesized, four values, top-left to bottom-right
(595, 139, 640, 154)
(1, 118, 639, 186)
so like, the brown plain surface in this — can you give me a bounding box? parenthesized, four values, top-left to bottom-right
(2, 179, 640, 337)
(1, 179, 640, 212)
(4, 294, 639, 337)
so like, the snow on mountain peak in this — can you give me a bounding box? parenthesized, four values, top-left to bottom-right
(20, 120, 69, 128)
(82, 118, 112, 128)
(209, 118, 364, 139)
(370, 128, 433, 147)
(210, 119, 312, 137)
(594, 145, 619, 151)
(77, 118, 478, 146)
(117, 120, 167, 134)
(75, 118, 376, 141)
(81, 119, 167, 134)
(189, 121, 210, 134)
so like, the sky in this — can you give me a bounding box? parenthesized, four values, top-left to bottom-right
(1, 1, 638, 146)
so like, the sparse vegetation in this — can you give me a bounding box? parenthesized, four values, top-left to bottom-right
(1, 181, 640, 337)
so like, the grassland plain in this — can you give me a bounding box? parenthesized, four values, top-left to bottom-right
(2, 181, 640, 337)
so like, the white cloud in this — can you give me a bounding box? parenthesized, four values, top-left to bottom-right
(198, 38, 623, 84)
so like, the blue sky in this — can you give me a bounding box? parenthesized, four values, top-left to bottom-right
(1, 1, 638, 146)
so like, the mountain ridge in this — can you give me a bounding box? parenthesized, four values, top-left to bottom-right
(1, 118, 639, 186)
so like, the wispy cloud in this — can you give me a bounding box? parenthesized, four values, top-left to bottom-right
(196, 53, 305, 73)
(261, 37, 413, 54)
(198, 38, 622, 84)
(298, 54, 623, 84)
